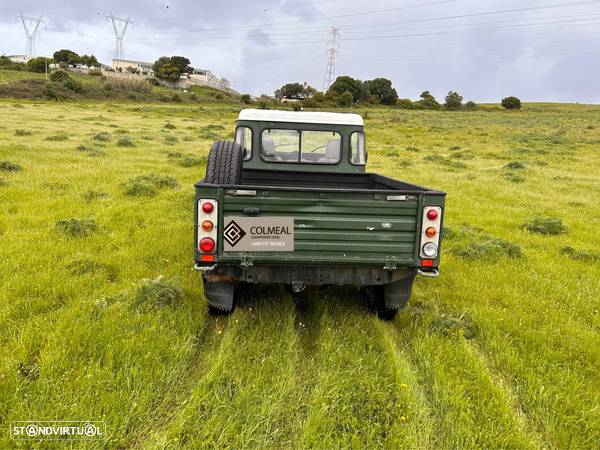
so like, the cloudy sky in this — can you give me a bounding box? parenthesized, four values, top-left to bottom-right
(1, 0, 600, 102)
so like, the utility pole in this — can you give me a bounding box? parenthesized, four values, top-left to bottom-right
(322, 26, 340, 91)
(108, 13, 132, 61)
(17, 14, 43, 58)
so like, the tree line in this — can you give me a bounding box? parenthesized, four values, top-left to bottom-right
(273, 76, 522, 110)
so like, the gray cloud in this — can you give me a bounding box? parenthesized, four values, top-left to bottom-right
(1, 0, 599, 101)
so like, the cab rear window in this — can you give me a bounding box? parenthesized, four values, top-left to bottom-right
(261, 129, 340, 164)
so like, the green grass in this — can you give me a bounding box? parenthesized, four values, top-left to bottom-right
(0, 98, 599, 449)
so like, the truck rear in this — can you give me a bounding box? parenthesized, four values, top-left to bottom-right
(194, 110, 445, 319)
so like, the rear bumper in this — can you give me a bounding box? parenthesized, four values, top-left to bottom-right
(195, 263, 421, 286)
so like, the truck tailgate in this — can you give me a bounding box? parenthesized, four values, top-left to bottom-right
(218, 188, 421, 266)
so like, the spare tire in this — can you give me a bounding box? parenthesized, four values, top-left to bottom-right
(204, 140, 243, 185)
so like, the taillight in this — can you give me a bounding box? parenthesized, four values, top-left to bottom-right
(199, 237, 215, 253)
(425, 227, 437, 238)
(420, 206, 442, 261)
(198, 199, 218, 258)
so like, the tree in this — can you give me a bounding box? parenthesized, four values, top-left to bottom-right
(157, 63, 181, 82)
(338, 91, 353, 106)
(53, 49, 80, 65)
(80, 54, 99, 67)
(27, 57, 51, 73)
(502, 96, 522, 110)
(328, 76, 367, 103)
(274, 82, 317, 99)
(170, 56, 193, 74)
(364, 78, 398, 105)
(416, 90, 441, 110)
(445, 91, 463, 110)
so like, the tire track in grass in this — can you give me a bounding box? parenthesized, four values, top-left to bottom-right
(299, 289, 427, 449)
(391, 302, 540, 449)
(148, 288, 301, 449)
(464, 340, 546, 449)
(129, 311, 229, 449)
(374, 319, 436, 449)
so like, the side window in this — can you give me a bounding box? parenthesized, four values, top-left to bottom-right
(235, 126, 252, 161)
(261, 129, 300, 162)
(350, 131, 366, 165)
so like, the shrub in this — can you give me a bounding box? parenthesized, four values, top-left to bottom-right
(46, 133, 69, 141)
(241, 94, 252, 104)
(504, 161, 527, 170)
(396, 98, 414, 109)
(522, 217, 566, 235)
(133, 276, 183, 310)
(147, 77, 160, 86)
(164, 122, 176, 130)
(171, 94, 182, 103)
(93, 132, 111, 142)
(445, 91, 463, 110)
(179, 156, 206, 167)
(117, 136, 135, 147)
(15, 129, 32, 136)
(447, 225, 523, 260)
(123, 173, 178, 197)
(83, 190, 109, 202)
(27, 57, 50, 73)
(215, 93, 224, 100)
(49, 70, 70, 83)
(464, 101, 477, 110)
(164, 135, 178, 145)
(88, 69, 102, 76)
(292, 103, 302, 111)
(55, 218, 97, 237)
(0, 160, 21, 172)
(338, 91, 353, 106)
(502, 96, 522, 110)
(559, 246, 599, 262)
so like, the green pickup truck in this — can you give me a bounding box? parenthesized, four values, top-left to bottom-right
(194, 109, 445, 319)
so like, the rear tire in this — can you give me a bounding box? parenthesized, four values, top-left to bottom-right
(204, 140, 243, 185)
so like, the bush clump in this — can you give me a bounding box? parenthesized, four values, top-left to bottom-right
(502, 96, 522, 110)
(117, 136, 135, 147)
(0, 161, 22, 172)
(428, 313, 478, 339)
(93, 132, 111, 142)
(522, 217, 566, 235)
(46, 133, 69, 142)
(133, 276, 183, 309)
(83, 190, 109, 202)
(446, 225, 523, 260)
(123, 173, 178, 197)
(559, 246, 599, 262)
(164, 122, 176, 130)
(55, 218, 97, 237)
(49, 69, 83, 93)
(504, 161, 527, 170)
(15, 129, 32, 136)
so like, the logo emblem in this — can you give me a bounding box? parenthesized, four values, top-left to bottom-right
(223, 220, 246, 247)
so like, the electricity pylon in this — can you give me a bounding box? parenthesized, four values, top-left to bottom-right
(108, 13, 132, 60)
(322, 26, 340, 91)
(18, 14, 43, 58)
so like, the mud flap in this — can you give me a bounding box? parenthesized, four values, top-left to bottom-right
(203, 278, 235, 312)
(383, 273, 416, 310)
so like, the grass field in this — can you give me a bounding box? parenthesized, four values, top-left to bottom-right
(0, 97, 599, 449)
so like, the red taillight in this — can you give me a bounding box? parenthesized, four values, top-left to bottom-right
(421, 259, 434, 267)
(201, 254, 215, 262)
(425, 227, 437, 237)
(427, 209, 438, 220)
(202, 220, 213, 231)
(202, 202, 214, 213)
(199, 237, 215, 253)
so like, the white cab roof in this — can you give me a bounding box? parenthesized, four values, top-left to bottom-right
(238, 109, 364, 126)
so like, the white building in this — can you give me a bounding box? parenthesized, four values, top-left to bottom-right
(186, 69, 231, 91)
(7, 55, 31, 64)
(111, 59, 154, 75)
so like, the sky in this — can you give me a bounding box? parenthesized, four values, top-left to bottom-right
(1, 0, 600, 102)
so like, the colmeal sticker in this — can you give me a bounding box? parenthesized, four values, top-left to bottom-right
(223, 217, 294, 252)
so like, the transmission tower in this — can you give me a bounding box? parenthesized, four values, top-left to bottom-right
(322, 26, 340, 91)
(108, 13, 132, 60)
(18, 14, 43, 58)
